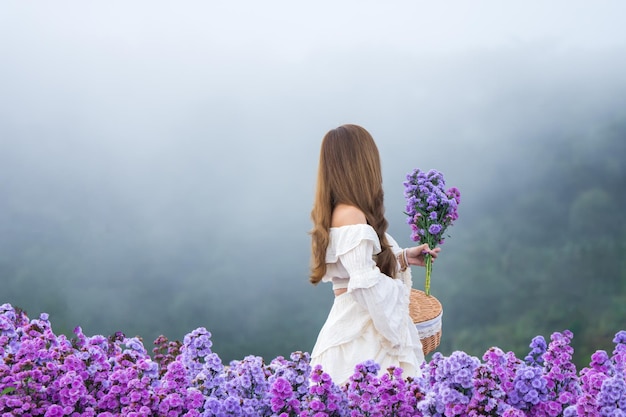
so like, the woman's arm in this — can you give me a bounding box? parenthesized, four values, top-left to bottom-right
(338, 239, 409, 350)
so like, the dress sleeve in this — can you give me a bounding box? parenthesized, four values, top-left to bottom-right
(385, 233, 403, 256)
(385, 233, 413, 289)
(339, 238, 411, 350)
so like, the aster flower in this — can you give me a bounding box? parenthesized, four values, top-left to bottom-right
(525, 335, 548, 367)
(535, 330, 580, 416)
(153, 334, 182, 377)
(4, 303, 626, 415)
(302, 365, 347, 416)
(375, 366, 422, 417)
(508, 364, 549, 411)
(404, 168, 460, 295)
(597, 371, 626, 416)
(344, 360, 382, 416)
(418, 351, 480, 416)
(268, 351, 312, 412)
(613, 331, 626, 375)
(220, 355, 272, 415)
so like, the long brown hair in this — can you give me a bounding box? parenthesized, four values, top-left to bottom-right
(309, 124, 397, 284)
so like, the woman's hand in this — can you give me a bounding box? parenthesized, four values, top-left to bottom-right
(405, 244, 441, 267)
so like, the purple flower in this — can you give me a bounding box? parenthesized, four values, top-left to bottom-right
(302, 364, 346, 416)
(404, 168, 460, 294)
(540, 330, 580, 414)
(597, 373, 626, 415)
(4, 303, 626, 416)
(44, 405, 65, 417)
(446, 186, 461, 203)
(428, 224, 443, 235)
(614, 331, 626, 345)
(509, 364, 548, 410)
(124, 337, 146, 354)
(525, 335, 547, 366)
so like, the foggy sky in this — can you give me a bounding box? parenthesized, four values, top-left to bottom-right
(2, 1, 626, 356)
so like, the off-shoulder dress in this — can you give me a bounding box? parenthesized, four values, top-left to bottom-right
(310, 224, 424, 386)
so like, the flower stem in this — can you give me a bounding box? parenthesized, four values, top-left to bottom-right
(425, 253, 432, 296)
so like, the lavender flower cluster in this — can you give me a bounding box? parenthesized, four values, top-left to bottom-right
(403, 169, 460, 246)
(403, 168, 460, 294)
(2, 303, 626, 416)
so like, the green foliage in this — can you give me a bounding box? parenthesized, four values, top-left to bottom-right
(1, 387, 16, 395)
(435, 118, 626, 368)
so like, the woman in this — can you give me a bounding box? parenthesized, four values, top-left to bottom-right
(309, 124, 440, 386)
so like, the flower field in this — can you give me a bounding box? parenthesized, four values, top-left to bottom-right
(1, 303, 625, 416)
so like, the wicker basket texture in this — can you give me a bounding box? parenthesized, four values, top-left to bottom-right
(409, 289, 443, 356)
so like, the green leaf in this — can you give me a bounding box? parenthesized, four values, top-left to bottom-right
(1, 386, 16, 395)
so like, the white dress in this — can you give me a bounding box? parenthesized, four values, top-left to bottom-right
(310, 224, 424, 386)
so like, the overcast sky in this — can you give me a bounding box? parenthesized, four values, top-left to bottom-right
(2, 0, 626, 270)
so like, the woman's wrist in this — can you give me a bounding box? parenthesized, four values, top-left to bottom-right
(397, 249, 409, 271)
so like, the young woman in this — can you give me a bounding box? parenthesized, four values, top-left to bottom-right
(309, 124, 440, 385)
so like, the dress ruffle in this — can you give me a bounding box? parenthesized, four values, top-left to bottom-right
(326, 224, 381, 263)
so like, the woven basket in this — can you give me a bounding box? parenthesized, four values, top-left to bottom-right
(409, 289, 443, 356)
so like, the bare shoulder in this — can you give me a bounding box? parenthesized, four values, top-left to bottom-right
(331, 204, 367, 227)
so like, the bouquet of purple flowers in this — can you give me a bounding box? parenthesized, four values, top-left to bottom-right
(404, 168, 460, 295)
